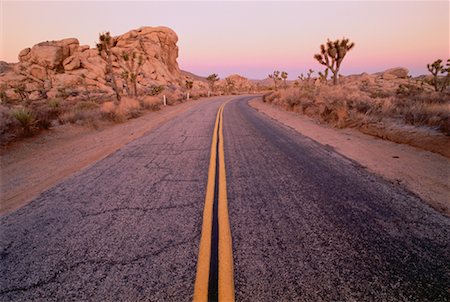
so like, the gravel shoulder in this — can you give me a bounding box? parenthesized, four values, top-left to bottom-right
(250, 98, 450, 216)
(0, 97, 224, 215)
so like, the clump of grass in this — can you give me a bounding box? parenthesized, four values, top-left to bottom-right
(140, 96, 161, 111)
(59, 109, 101, 128)
(48, 99, 60, 110)
(100, 97, 142, 121)
(75, 101, 100, 111)
(11, 107, 35, 135)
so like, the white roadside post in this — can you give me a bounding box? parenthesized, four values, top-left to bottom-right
(187, 92, 190, 100)
(163, 95, 167, 106)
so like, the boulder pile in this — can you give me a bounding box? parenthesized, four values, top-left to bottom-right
(0, 26, 182, 101)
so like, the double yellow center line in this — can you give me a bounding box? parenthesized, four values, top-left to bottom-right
(193, 103, 235, 302)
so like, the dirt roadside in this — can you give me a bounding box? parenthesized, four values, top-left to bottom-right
(249, 98, 450, 217)
(0, 97, 230, 215)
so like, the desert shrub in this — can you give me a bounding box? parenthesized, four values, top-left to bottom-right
(75, 101, 100, 111)
(402, 102, 450, 134)
(165, 90, 184, 105)
(140, 96, 161, 111)
(0, 106, 20, 142)
(117, 97, 141, 118)
(189, 89, 208, 100)
(369, 89, 392, 99)
(48, 99, 60, 110)
(100, 97, 141, 121)
(0, 83, 10, 104)
(396, 83, 424, 97)
(100, 101, 117, 120)
(11, 107, 35, 135)
(148, 85, 165, 96)
(34, 106, 57, 129)
(264, 91, 281, 103)
(59, 109, 101, 128)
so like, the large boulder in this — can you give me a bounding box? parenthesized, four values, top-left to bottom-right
(29, 64, 47, 80)
(29, 44, 64, 69)
(63, 55, 81, 71)
(18, 48, 31, 62)
(382, 67, 409, 80)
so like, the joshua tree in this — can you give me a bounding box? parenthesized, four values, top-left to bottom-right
(225, 78, 235, 94)
(268, 70, 281, 90)
(427, 59, 450, 92)
(206, 73, 219, 95)
(281, 71, 288, 89)
(318, 68, 329, 84)
(119, 51, 144, 97)
(185, 80, 193, 100)
(306, 69, 314, 84)
(97, 32, 121, 102)
(314, 38, 355, 85)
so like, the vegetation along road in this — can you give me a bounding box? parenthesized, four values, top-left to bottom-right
(1, 96, 449, 301)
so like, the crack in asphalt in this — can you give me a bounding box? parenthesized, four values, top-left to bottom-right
(0, 233, 200, 295)
(79, 202, 198, 218)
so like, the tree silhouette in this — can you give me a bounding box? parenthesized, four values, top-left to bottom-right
(97, 32, 121, 102)
(314, 38, 354, 85)
(268, 70, 281, 90)
(206, 73, 219, 94)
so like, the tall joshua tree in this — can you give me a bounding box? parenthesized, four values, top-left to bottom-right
(206, 73, 219, 95)
(185, 80, 193, 100)
(97, 32, 121, 102)
(427, 59, 450, 92)
(314, 38, 355, 85)
(225, 78, 235, 94)
(268, 70, 281, 90)
(120, 51, 144, 97)
(281, 71, 288, 89)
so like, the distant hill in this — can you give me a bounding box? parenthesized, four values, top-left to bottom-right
(181, 70, 207, 82)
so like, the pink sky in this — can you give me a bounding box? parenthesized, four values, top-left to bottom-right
(1, 1, 448, 79)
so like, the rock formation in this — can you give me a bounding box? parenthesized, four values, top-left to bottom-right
(0, 26, 182, 101)
(218, 74, 254, 93)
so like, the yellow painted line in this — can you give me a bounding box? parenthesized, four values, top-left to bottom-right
(217, 104, 235, 302)
(193, 104, 222, 302)
(193, 102, 235, 302)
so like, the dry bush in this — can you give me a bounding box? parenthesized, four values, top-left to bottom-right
(190, 89, 208, 100)
(10, 107, 36, 135)
(268, 81, 450, 135)
(59, 108, 101, 128)
(0, 105, 20, 143)
(162, 90, 183, 105)
(100, 97, 142, 121)
(263, 91, 281, 104)
(75, 101, 100, 111)
(140, 96, 161, 111)
(116, 97, 141, 118)
(100, 101, 120, 121)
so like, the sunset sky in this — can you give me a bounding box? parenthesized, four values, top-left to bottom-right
(1, 1, 448, 79)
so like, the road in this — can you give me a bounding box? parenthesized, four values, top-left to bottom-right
(1, 95, 449, 301)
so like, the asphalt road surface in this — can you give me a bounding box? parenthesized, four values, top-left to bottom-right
(1, 95, 449, 301)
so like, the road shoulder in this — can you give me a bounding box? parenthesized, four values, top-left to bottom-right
(249, 98, 450, 217)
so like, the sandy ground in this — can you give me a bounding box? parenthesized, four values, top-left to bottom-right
(250, 99, 450, 217)
(0, 97, 229, 215)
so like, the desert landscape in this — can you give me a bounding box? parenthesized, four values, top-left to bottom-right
(1, 1, 449, 301)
